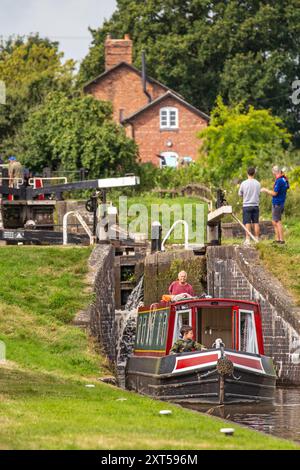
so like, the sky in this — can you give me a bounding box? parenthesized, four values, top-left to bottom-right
(0, 0, 117, 65)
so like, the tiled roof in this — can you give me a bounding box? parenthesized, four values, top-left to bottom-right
(83, 61, 182, 98)
(122, 90, 210, 123)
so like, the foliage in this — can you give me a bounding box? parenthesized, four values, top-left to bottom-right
(78, 0, 300, 140)
(257, 223, 300, 306)
(288, 166, 300, 190)
(0, 246, 101, 375)
(0, 34, 74, 154)
(15, 92, 138, 176)
(137, 161, 207, 192)
(198, 97, 291, 185)
(135, 162, 160, 191)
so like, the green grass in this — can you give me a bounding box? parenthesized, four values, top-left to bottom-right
(0, 366, 299, 450)
(0, 247, 103, 378)
(257, 219, 300, 306)
(111, 193, 208, 244)
(0, 246, 299, 449)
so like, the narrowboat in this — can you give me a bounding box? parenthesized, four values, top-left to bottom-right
(126, 297, 276, 404)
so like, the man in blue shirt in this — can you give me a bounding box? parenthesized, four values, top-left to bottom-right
(261, 166, 289, 244)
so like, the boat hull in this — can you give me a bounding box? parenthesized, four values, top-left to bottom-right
(126, 349, 276, 404)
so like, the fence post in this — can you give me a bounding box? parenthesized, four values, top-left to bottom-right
(151, 221, 162, 253)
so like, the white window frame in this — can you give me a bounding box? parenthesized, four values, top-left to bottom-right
(173, 309, 192, 344)
(239, 309, 259, 354)
(160, 107, 179, 130)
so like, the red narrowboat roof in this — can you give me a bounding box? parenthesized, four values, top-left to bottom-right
(138, 298, 260, 313)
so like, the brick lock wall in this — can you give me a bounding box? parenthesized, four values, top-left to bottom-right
(207, 246, 300, 385)
(221, 221, 274, 240)
(87, 66, 166, 123)
(126, 96, 207, 165)
(89, 245, 116, 362)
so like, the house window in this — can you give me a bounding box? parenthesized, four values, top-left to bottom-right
(160, 107, 179, 129)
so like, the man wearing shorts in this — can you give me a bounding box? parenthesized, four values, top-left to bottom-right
(261, 166, 289, 244)
(238, 167, 261, 245)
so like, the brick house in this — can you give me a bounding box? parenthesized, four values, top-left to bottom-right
(84, 35, 209, 167)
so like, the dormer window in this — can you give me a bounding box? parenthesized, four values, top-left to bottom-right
(160, 107, 179, 130)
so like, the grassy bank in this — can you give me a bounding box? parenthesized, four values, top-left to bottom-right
(0, 247, 298, 450)
(0, 246, 102, 377)
(257, 220, 300, 306)
(1, 364, 299, 450)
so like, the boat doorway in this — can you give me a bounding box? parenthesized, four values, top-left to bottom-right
(197, 307, 232, 349)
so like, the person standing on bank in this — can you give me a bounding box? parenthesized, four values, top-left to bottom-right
(238, 167, 261, 245)
(261, 166, 289, 245)
(8, 156, 23, 188)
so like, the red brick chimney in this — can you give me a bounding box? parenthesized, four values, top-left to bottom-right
(105, 34, 133, 71)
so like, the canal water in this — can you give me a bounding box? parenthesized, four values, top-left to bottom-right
(184, 388, 300, 443)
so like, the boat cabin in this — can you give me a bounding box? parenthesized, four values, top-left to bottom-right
(128, 298, 275, 404)
(134, 298, 264, 357)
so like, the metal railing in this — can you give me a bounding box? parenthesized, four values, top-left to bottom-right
(63, 211, 94, 246)
(28, 177, 68, 188)
(161, 220, 190, 251)
(0, 177, 24, 188)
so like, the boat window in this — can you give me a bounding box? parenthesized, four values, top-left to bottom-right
(155, 311, 168, 348)
(240, 310, 258, 354)
(145, 312, 156, 346)
(137, 315, 148, 346)
(135, 310, 169, 350)
(173, 310, 192, 343)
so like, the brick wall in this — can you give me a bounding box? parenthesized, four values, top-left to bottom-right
(207, 245, 300, 385)
(89, 244, 147, 363)
(89, 245, 116, 362)
(222, 221, 274, 240)
(126, 96, 207, 165)
(87, 65, 166, 123)
(105, 35, 133, 71)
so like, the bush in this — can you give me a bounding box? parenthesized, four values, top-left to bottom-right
(137, 161, 207, 192)
(16, 92, 138, 177)
(198, 97, 291, 186)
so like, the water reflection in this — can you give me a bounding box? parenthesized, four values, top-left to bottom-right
(184, 388, 300, 443)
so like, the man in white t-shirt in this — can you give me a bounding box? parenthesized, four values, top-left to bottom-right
(238, 167, 261, 244)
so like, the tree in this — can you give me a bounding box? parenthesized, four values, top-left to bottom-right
(0, 34, 74, 154)
(78, 0, 300, 140)
(198, 97, 291, 185)
(15, 92, 138, 177)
